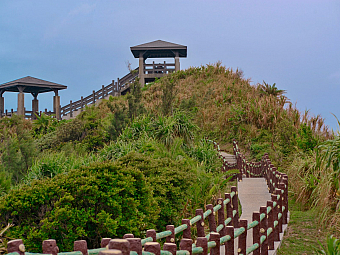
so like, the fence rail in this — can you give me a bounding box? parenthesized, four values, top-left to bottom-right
(143, 62, 175, 75)
(6, 140, 288, 255)
(0, 109, 55, 119)
(60, 68, 139, 118)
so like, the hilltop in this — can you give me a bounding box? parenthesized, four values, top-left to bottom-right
(0, 63, 338, 253)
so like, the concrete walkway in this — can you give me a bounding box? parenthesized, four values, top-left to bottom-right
(219, 177, 289, 255)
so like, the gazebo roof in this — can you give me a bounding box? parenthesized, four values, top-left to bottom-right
(0, 76, 67, 94)
(130, 40, 187, 58)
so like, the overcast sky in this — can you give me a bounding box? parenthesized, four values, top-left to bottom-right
(1, 1, 339, 130)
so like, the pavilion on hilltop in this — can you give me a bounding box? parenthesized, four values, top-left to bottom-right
(0, 76, 67, 120)
(130, 40, 187, 86)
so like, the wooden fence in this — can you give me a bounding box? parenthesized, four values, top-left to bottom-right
(0, 109, 55, 119)
(60, 69, 139, 118)
(6, 140, 288, 255)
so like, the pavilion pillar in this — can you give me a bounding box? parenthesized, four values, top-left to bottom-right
(17, 86, 25, 116)
(53, 90, 61, 120)
(175, 52, 180, 72)
(139, 52, 145, 86)
(0, 90, 4, 118)
(31, 93, 39, 119)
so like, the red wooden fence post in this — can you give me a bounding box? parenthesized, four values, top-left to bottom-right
(253, 212, 261, 255)
(196, 237, 208, 255)
(180, 238, 193, 255)
(182, 219, 191, 239)
(7, 239, 25, 255)
(126, 238, 142, 255)
(146, 229, 157, 242)
(225, 193, 233, 226)
(144, 242, 160, 255)
(123, 234, 134, 239)
(163, 243, 177, 255)
(259, 206, 268, 255)
(225, 226, 234, 255)
(238, 219, 247, 254)
(42, 239, 59, 255)
(217, 198, 226, 237)
(209, 232, 220, 255)
(206, 204, 217, 232)
(267, 201, 274, 250)
(271, 194, 280, 242)
(231, 186, 239, 228)
(109, 239, 130, 255)
(74, 240, 88, 255)
(101, 238, 111, 248)
(196, 209, 205, 237)
(166, 225, 175, 243)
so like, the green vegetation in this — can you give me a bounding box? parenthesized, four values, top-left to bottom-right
(0, 64, 338, 253)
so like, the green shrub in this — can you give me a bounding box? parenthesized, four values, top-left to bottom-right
(0, 161, 158, 252)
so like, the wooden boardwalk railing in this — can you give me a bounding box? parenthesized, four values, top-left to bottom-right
(60, 68, 139, 118)
(6, 140, 288, 255)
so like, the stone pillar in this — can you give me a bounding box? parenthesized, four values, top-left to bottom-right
(175, 52, 180, 72)
(0, 90, 4, 118)
(53, 90, 61, 120)
(31, 93, 39, 119)
(17, 86, 25, 116)
(139, 52, 145, 86)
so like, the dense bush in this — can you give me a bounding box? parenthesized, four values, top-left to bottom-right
(0, 160, 158, 252)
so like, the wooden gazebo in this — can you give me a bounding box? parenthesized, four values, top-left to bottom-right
(130, 40, 187, 86)
(0, 76, 67, 120)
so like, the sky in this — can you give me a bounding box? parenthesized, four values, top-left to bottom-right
(0, 0, 339, 130)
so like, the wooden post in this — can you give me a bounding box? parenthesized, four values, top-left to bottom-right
(209, 232, 220, 255)
(166, 225, 175, 243)
(109, 239, 130, 255)
(267, 201, 274, 250)
(163, 243, 177, 255)
(231, 186, 239, 227)
(111, 80, 115, 96)
(144, 242, 160, 255)
(180, 238, 192, 255)
(196, 237, 208, 255)
(217, 198, 226, 237)
(70, 100, 73, 118)
(146, 229, 156, 242)
(275, 188, 283, 233)
(42, 239, 59, 255)
(7, 239, 25, 255)
(101, 238, 111, 248)
(253, 212, 261, 255)
(206, 204, 217, 232)
(259, 206, 268, 255)
(102, 85, 105, 99)
(126, 238, 142, 255)
(272, 194, 280, 242)
(196, 209, 205, 237)
(238, 219, 247, 254)
(74, 240, 88, 255)
(123, 234, 134, 239)
(81, 96, 84, 112)
(225, 226, 234, 255)
(182, 219, 191, 239)
(93, 90, 96, 104)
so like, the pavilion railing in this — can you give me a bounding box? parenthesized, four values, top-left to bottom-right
(0, 109, 55, 119)
(143, 62, 175, 75)
(6, 140, 288, 255)
(60, 68, 139, 118)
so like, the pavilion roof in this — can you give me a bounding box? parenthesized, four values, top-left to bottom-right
(0, 76, 67, 94)
(130, 40, 187, 58)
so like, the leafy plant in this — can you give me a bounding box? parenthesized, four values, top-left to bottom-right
(315, 235, 340, 255)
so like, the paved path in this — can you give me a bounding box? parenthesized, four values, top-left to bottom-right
(219, 177, 288, 254)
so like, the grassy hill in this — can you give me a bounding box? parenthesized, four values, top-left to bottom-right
(0, 63, 338, 253)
